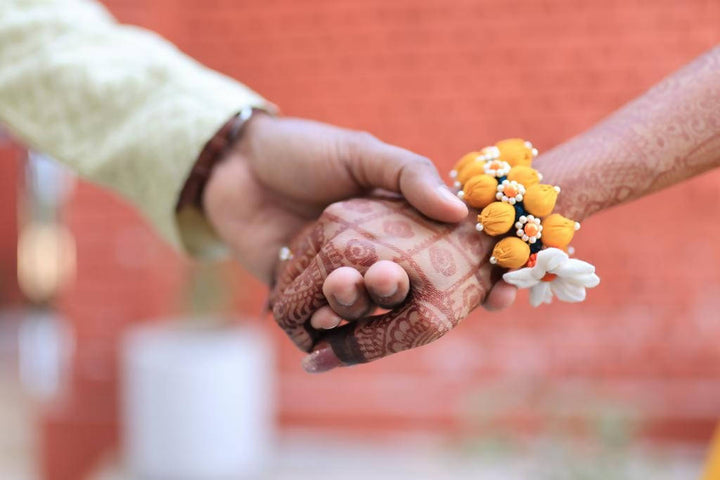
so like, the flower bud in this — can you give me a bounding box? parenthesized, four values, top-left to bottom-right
(523, 184, 559, 217)
(456, 159, 486, 185)
(477, 201, 515, 236)
(507, 165, 541, 187)
(451, 151, 484, 178)
(541, 213, 579, 249)
(491, 237, 531, 269)
(462, 175, 498, 209)
(496, 138, 535, 167)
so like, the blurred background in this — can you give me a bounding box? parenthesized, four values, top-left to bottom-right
(1, 0, 719, 479)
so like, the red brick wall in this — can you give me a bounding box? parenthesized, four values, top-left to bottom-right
(0, 133, 21, 307)
(32, 0, 720, 478)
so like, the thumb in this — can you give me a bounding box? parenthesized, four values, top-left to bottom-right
(343, 133, 468, 223)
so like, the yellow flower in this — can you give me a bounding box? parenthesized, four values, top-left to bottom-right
(450, 151, 484, 179)
(507, 165, 541, 187)
(490, 237, 531, 269)
(541, 213, 580, 249)
(523, 184, 560, 217)
(455, 159, 486, 186)
(476, 201, 515, 236)
(496, 138, 538, 167)
(451, 146, 501, 182)
(459, 174, 498, 209)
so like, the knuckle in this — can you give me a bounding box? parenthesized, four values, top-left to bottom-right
(412, 155, 434, 169)
(352, 130, 378, 145)
(343, 131, 379, 161)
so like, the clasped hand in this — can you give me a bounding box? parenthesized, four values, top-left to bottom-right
(204, 113, 515, 372)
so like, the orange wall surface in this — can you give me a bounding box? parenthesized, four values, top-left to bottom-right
(31, 1, 720, 479)
(0, 134, 21, 307)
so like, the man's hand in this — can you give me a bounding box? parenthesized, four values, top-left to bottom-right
(203, 114, 515, 371)
(269, 196, 517, 372)
(203, 113, 469, 283)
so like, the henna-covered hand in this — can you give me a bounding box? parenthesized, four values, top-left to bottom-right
(269, 196, 515, 372)
(271, 46, 720, 373)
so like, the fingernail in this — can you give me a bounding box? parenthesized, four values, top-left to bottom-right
(321, 315, 342, 329)
(302, 347, 343, 373)
(376, 282, 399, 299)
(437, 185, 467, 210)
(332, 289, 358, 307)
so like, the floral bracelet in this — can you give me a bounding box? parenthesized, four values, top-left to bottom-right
(451, 139, 600, 307)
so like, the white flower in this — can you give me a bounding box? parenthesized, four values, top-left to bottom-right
(502, 248, 600, 307)
(495, 179, 525, 205)
(515, 215, 542, 244)
(484, 159, 512, 178)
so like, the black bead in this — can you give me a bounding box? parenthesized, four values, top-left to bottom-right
(530, 240, 544, 253)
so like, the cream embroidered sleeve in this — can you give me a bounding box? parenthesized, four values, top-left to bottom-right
(0, 0, 271, 256)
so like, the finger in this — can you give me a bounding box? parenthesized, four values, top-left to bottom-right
(271, 253, 330, 351)
(344, 133, 468, 223)
(322, 267, 374, 320)
(270, 221, 324, 306)
(303, 298, 453, 373)
(482, 280, 518, 311)
(310, 306, 342, 330)
(363, 260, 410, 309)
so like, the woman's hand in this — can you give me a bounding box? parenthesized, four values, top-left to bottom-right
(269, 196, 517, 373)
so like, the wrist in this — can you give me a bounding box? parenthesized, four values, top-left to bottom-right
(177, 107, 269, 215)
(533, 127, 635, 222)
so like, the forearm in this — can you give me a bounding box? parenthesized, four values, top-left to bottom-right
(535, 46, 720, 221)
(0, 0, 271, 252)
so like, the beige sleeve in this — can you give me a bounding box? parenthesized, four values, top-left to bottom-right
(0, 0, 273, 257)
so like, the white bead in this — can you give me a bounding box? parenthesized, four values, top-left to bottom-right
(574, 222, 581, 231)
(450, 170, 458, 178)
(568, 246, 576, 255)
(532, 148, 538, 157)
(537, 232, 542, 239)
(524, 141, 533, 148)
(496, 192, 503, 200)
(516, 229, 524, 236)
(529, 238, 536, 244)
(476, 223, 484, 231)
(538, 172, 543, 181)
(522, 235, 529, 241)
(515, 222, 523, 229)
(279, 246, 293, 261)
(509, 198, 516, 205)
(457, 191, 465, 199)
(515, 194, 523, 202)
(519, 216, 527, 222)
(454, 181, 461, 188)
(490, 256, 497, 264)
(554, 186, 561, 193)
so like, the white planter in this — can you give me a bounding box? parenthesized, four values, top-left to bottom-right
(121, 323, 274, 479)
